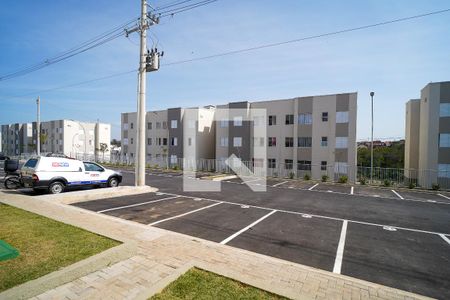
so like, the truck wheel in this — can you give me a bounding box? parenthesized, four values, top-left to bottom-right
(49, 182, 64, 194)
(108, 177, 119, 187)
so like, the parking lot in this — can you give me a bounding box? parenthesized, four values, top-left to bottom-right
(68, 169, 450, 299)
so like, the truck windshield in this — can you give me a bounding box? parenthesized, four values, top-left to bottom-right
(24, 159, 38, 168)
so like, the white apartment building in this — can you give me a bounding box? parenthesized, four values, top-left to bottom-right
(121, 92, 357, 180)
(1, 120, 111, 158)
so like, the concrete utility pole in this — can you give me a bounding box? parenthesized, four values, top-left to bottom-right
(370, 92, 375, 184)
(36, 96, 40, 156)
(134, 0, 160, 186)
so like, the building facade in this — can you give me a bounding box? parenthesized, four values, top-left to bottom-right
(121, 92, 357, 180)
(0, 120, 111, 158)
(405, 81, 450, 188)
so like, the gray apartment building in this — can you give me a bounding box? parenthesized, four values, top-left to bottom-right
(1, 120, 111, 158)
(121, 92, 357, 180)
(405, 81, 450, 188)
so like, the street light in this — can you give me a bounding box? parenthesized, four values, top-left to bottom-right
(370, 92, 375, 184)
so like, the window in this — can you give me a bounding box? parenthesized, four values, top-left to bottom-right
(321, 161, 327, 171)
(163, 121, 167, 129)
(123, 123, 128, 130)
(147, 138, 152, 145)
(156, 122, 161, 129)
(84, 162, 104, 172)
(322, 112, 328, 122)
(285, 114, 294, 125)
(130, 138, 134, 145)
(438, 164, 450, 178)
(156, 138, 161, 146)
(130, 123, 134, 129)
(336, 111, 349, 123)
(188, 137, 192, 146)
(220, 119, 228, 128)
(285, 137, 294, 147)
(233, 116, 243, 127)
(336, 137, 348, 148)
(148, 122, 152, 130)
(147, 153, 152, 159)
(298, 137, 312, 147)
(170, 155, 177, 164)
(285, 159, 293, 170)
(440, 104, 450, 117)
(233, 137, 242, 147)
(156, 154, 161, 159)
(268, 159, 276, 169)
(268, 137, 277, 147)
(220, 137, 228, 147)
(171, 137, 178, 146)
(335, 162, 348, 173)
(321, 137, 328, 147)
(163, 138, 168, 146)
(268, 115, 276, 126)
(297, 160, 311, 170)
(439, 134, 450, 147)
(252, 158, 264, 168)
(299, 113, 312, 125)
(171, 120, 177, 129)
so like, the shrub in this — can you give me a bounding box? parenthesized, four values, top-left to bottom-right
(338, 175, 348, 184)
(172, 165, 179, 170)
(432, 183, 440, 191)
(303, 173, 311, 181)
(408, 182, 415, 189)
(359, 177, 366, 185)
(383, 179, 391, 187)
(321, 175, 328, 182)
(289, 172, 295, 179)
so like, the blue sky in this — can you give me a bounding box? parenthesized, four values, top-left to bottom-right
(0, 0, 449, 140)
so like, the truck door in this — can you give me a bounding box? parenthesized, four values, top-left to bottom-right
(83, 162, 105, 185)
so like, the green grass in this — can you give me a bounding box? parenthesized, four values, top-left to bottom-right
(0, 204, 120, 292)
(150, 268, 288, 300)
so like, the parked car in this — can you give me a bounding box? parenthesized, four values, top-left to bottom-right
(0, 153, 9, 161)
(20, 156, 122, 194)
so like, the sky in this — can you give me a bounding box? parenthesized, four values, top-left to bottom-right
(0, 0, 449, 140)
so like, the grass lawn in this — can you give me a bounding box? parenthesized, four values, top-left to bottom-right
(0, 204, 120, 292)
(150, 268, 288, 300)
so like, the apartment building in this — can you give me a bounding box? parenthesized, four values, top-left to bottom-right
(121, 92, 357, 180)
(0, 120, 111, 158)
(405, 81, 450, 188)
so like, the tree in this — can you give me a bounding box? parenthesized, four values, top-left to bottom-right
(357, 142, 404, 169)
(111, 139, 121, 147)
(97, 143, 109, 161)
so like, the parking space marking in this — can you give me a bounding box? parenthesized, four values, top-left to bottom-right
(97, 196, 180, 213)
(220, 210, 277, 245)
(350, 186, 354, 195)
(159, 192, 450, 236)
(308, 183, 319, 191)
(438, 193, 450, 200)
(391, 190, 404, 199)
(333, 220, 348, 274)
(272, 181, 289, 187)
(148, 202, 223, 226)
(241, 178, 262, 185)
(440, 234, 450, 246)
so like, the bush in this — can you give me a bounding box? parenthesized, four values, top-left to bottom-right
(432, 183, 440, 191)
(289, 172, 295, 179)
(408, 182, 415, 189)
(359, 177, 366, 185)
(303, 173, 311, 181)
(383, 179, 391, 187)
(172, 165, 179, 170)
(321, 175, 328, 182)
(338, 175, 348, 183)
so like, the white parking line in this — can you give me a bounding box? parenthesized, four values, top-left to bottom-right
(438, 193, 450, 200)
(333, 220, 348, 274)
(220, 210, 277, 245)
(97, 196, 180, 213)
(241, 178, 262, 185)
(440, 234, 450, 246)
(391, 190, 404, 200)
(272, 181, 289, 187)
(350, 186, 354, 195)
(148, 202, 223, 226)
(308, 183, 319, 191)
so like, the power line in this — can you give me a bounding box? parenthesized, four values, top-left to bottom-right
(163, 8, 450, 66)
(158, 0, 219, 17)
(152, 0, 196, 11)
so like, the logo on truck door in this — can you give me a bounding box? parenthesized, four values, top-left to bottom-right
(52, 162, 69, 167)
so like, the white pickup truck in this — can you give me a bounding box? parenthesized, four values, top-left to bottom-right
(20, 156, 122, 194)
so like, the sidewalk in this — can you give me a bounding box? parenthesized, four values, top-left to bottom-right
(0, 189, 432, 300)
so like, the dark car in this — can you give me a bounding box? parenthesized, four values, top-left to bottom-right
(0, 153, 9, 161)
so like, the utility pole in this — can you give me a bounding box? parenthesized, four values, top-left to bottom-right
(370, 92, 374, 184)
(134, 0, 161, 186)
(36, 96, 40, 156)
